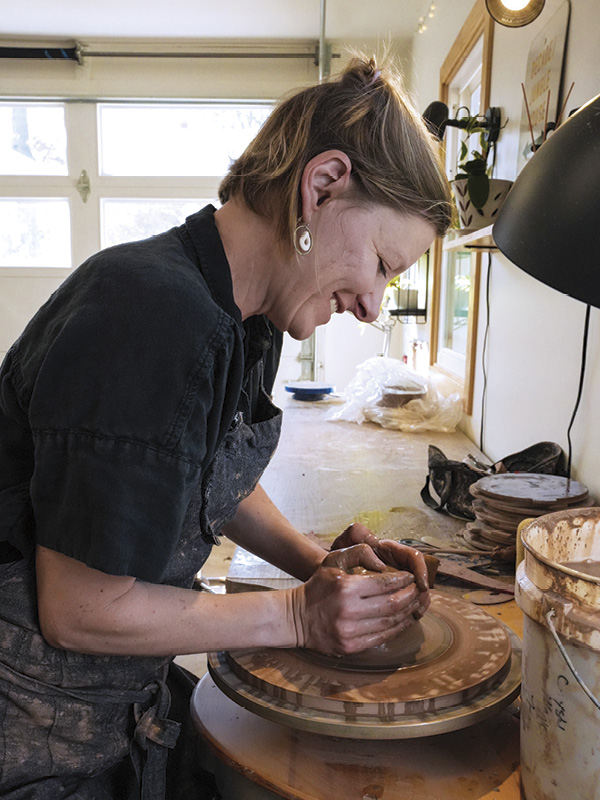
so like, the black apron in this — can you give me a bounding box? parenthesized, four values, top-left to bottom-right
(0, 387, 282, 800)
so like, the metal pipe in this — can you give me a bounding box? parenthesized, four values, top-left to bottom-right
(84, 50, 328, 59)
(319, 0, 326, 82)
(0, 46, 79, 61)
(1, 44, 339, 63)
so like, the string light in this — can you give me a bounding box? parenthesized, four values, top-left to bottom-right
(417, 1, 438, 33)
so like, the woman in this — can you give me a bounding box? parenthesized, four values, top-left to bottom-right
(0, 56, 452, 798)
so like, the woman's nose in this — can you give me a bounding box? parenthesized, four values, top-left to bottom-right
(351, 293, 381, 323)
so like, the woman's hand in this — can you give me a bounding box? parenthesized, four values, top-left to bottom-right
(331, 522, 429, 589)
(330, 522, 430, 617)
(288, 543, 423, 656)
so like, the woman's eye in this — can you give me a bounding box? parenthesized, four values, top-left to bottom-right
(378, 259, 387, 278)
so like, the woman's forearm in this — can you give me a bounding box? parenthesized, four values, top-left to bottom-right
(36, 545, 299, 657)
(36, 543, 424, 659)
(222, 483, 328, 581)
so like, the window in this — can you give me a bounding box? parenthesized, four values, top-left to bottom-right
(0, 100, 272, 275)
(429, 1, 493, 414)
(0, 102, 67, 176)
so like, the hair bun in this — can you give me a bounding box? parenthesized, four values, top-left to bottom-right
(342, 55, 382, 88)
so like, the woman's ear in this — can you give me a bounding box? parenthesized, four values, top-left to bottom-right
(299, 150, 353, 224)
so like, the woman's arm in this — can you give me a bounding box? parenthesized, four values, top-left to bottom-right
(223, 489, 430, 614)
(36, 543, 421, 658)
(221, 483, 328, 581)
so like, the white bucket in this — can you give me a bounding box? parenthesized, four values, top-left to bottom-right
(516, 508, 600, 800)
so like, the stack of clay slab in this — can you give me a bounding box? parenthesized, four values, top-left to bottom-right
(464, 473, 592, 552)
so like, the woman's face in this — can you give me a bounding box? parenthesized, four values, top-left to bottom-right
(273, 201, 436, 341)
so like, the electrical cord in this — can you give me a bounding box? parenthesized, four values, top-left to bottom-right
(480, 252, 492, 452)
(566, 304, 591, 479)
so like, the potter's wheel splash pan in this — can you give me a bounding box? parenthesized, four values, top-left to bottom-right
(208, 592, 521, 739)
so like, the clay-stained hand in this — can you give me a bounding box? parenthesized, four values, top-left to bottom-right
(289, 543, 423, 656)
(330, 523, 430, 617)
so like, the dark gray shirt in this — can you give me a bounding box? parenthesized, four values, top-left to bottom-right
(0, 205, 280, 583)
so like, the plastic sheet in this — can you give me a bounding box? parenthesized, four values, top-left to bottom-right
(327, 357, 462, 433)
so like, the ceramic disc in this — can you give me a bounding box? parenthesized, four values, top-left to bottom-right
(473, 474, 588, 506)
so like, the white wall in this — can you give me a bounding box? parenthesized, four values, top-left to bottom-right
(409, 0, 600, 498)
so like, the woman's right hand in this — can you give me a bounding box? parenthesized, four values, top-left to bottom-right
(288, 543, 423, 656)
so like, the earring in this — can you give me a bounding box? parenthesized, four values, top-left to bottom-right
(293, 221, 313, 255)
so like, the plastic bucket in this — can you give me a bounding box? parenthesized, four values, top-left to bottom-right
(516, 508, 600, 800)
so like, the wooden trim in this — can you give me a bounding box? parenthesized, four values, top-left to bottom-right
(440, 0, 490, 92)
(463, 252, 482, 416)
(428, 237, 443, 366)
(430, 0, 494, 414)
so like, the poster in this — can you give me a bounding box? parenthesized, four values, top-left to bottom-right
(517, 0, 570, 173)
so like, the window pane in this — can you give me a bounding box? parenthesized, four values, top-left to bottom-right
(0, 199, 71, 267)
(101, 199, 214, 248)
(98, 104, 271, 176)
(0, 103, 67, 176)
(443, 251, 471, 355)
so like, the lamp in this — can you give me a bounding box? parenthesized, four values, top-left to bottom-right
(485, 0, 545, 27)
(422, 101, 501, 144)
(493, 94, 600, 308)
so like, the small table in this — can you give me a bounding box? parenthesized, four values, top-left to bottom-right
(192, 673, 521, 800)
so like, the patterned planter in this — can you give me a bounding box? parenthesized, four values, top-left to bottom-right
(452, 178, 513, 231)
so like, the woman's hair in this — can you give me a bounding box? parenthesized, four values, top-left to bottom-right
(219, 54, 453, 248)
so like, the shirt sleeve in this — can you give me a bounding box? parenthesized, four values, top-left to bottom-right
(23, 246, 241, 582)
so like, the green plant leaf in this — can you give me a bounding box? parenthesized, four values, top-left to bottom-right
(463, 159, 487, 176)
(467, 173, 490, 209)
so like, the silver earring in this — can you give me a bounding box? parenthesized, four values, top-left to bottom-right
(293, 221, 313, 255)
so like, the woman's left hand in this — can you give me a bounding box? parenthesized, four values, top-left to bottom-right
(330, 522, 430, 616)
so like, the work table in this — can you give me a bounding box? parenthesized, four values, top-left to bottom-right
(191, 398, 523, 800)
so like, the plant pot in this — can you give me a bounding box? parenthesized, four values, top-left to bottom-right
(452, 177, 513, 232)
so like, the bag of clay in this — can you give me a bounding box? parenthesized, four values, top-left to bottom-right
(326, 357, 462, 433)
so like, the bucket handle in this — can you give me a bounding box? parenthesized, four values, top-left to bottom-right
(546, 609, 600, 712)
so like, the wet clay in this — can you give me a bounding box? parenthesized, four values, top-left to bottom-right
(562, 559, 600, 579)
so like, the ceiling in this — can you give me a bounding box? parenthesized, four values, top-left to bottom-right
(2, 0, 425, 43)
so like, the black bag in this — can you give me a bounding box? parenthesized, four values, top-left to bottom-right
(421, 441, 566, 520)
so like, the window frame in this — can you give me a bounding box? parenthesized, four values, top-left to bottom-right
(429, 0, 494, 415)
(0, 97, 273, 277)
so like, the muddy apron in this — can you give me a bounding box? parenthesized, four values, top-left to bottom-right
(0, 386, 282, 800)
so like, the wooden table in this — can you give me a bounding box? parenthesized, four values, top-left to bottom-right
(192, 399, 523, 799)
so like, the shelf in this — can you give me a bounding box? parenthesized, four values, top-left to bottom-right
(443, 224, 496, 252)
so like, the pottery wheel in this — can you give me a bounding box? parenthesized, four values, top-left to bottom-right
(208, 592, 521, 739)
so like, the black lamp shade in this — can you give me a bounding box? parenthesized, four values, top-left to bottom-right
(493, 94, 600, 308)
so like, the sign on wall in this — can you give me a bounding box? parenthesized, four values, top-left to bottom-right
(518, 0, 570, 173)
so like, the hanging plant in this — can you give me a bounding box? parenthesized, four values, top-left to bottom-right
(454, 112, 492, 210)
(451, 108, 512, 231)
